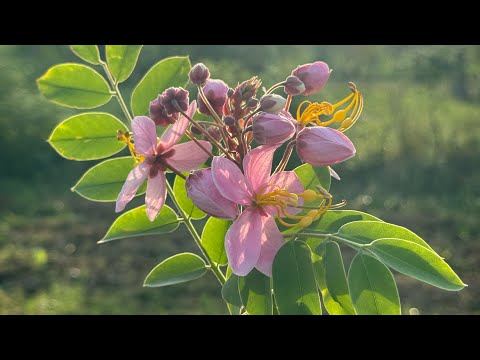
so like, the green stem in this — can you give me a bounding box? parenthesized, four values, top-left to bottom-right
(99, 60, 133, 123)
(166, 181, 226, 285)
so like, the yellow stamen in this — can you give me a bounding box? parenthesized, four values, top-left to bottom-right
(296, 83, 363, 132)
(117, 129, 145, 165)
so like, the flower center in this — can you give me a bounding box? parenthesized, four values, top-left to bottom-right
(254, 184, 336, 228)
(117, 130, 145, 165)
(296, 82, 363, 131)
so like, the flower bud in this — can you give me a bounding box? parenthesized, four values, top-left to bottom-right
(149, 96, 177, 126)
(246, 98, 259, 108)
(259, 94, 287, 114)
(198, 79, 229, 116)
(189, 63, 210, 85)
(252, 111, 296, 145)
(239, 76, 262, 100)
(284, 75, 306, 96)
(296, 127, 356, 166)
(159, 87, 190, 115)
(186, 168, 238, 220)
(291, 61, 331, 95)
(223, 115, 235, 126)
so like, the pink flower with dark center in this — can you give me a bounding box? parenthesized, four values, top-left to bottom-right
(211, 145, 304, 277)
(116, 101, 212, 221)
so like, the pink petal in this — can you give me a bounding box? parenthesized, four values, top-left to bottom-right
(255, 214, 285, 277)
(160, 100, 197, 150)
(225, 207, 263, 276)
(132, 116, 158, 157)
(145, 171, 167, 221)
(186, 168, 238, 220)
(211, 156, 252, 206)
(115, 162, 150, 212)
(166, 141, 212, 171)
(243, 144, 279, 195)
(265, 171, 304, 217)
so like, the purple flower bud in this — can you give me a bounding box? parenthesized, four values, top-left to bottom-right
(291, 61, 331, 95)
(198, 79, 229, 116)
(284, 75, 306, 96)
(186, 168, 238, 220)
(259, 94, 287, 114)
(252, 111, 296, 145)
(296, 127, 356, 166)
(223, 115, 235, 126)
(159, 87, 190, 115)
(149, 96, 177, 126)
(246, 98, 259, 108)
(189, 63, 210, 85)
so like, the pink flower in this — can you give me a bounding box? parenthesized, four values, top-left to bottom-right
(185, 168, 238, 220)
(116, 101, 212, 221)
(292, 61, 331, 95)
(296, 126, 356, 166)
(252, 111, 296, 145)
(211, 145, 304, 277)
(198, 79, 229, 116)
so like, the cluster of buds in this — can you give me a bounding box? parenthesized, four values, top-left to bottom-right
(115, 59, 363, 277)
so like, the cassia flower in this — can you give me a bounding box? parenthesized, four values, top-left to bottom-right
(291, 61, 331, 95)
(210, 145, 331, 277)
(116, 101, 212, 221)
(252, 111, 296, 145)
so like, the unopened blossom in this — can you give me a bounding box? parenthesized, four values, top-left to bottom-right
(291, 61, 331, 95)
(149, 96, 177, 126)
(189, 63, 210, 85)
(116, 101, 211, 221)
(198, 79, 229, 116)
(259, 94, 287, 114)
(284, 75, 306, 96)
(297, 127, 356, 166)
(252, 111, 296, 145)
(159, 87, 189, 115)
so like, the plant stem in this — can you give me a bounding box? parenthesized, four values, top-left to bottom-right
(166, 181, 226, 285)
(274, 140, 295, 173)
(99, 60, 133, 123)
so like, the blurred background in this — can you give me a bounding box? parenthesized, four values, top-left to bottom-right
(0, 45, 479, 314)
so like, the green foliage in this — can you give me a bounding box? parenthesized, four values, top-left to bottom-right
(37, 63, 112, 108)
(272, 240, 321, 315)
(368, 239, 465, 291)
(69, 45, 101, 65)
(130, 56, 191, 116)
(294, 163, 331, 192)
(201, 217, 229, 266)
(173, 175, 206, 220)
(100, 205, 179, 242)
(48, 113, 127, 161)
(144, 253, 207, 287)
(337, 220, 433, 250)
(106, 45, 143, 83)
(221, 274, 242, 315)
(238, 269, 273, 315)
(72, 157, 147, 202)
(348, 252, 401, 315)
(313, 241, 355, 315)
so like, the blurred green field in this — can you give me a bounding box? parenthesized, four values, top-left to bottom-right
(0, 45, 479, 314)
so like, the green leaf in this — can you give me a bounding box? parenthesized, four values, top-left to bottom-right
(337, 221, 433, 250)
(173, 175, 206, 220)
(222, 274, 242, 315)
(48, 113, 128, 161)
(131, 56, 191, 116)
(106, 45, 143, 83)
(272, 240, 321, 315)
(294, 163, 331, 192)
(367, 238, 465, 291)
(70, 45, 101, 64)
(144, 253, 207, 287)
(348, 252, 401, 315)
(313, 241, 355, 315)
(238, 269, 273, 315)
(201, 217, 230, 265)
(100, 204, 179, 243)
(283, 210, 383, 251)
(37, 63, 112, 108)
(72, 157, 146, 201)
